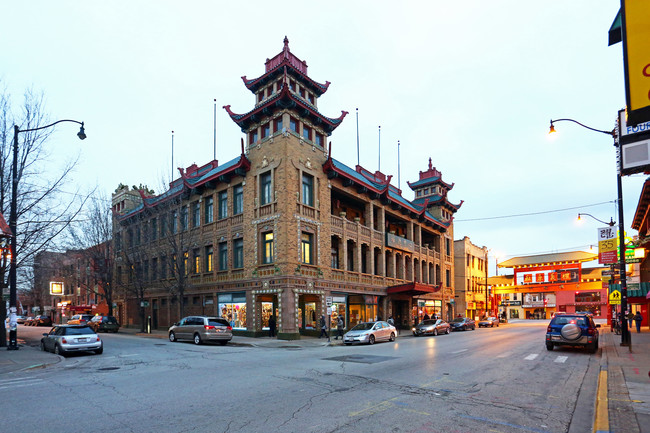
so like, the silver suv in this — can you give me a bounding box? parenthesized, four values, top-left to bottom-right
(168, 316, 232, 345)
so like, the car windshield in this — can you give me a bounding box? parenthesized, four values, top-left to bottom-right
(451, 318, 465, 323)
(420, 320, 436, 326)
(488, 317, 496, 320)
(350, 323, 374, 331)
(65, 326, 95, 335)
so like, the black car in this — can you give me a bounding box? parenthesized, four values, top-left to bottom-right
(449, 317, 476, 331)
(33, 315, 53, 326)
(89, 315, 120, 333)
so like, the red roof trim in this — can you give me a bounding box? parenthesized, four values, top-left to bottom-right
(387, 282, 441, 296)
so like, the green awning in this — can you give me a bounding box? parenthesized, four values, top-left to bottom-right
(609, 9, 622, 46)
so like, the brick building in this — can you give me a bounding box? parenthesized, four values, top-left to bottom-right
(454, 237, 489, 320)
(112, 38, 461, 338)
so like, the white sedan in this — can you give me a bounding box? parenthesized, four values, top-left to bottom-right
(343, 321, 397, 345)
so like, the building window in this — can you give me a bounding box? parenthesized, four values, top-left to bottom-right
(331, 247, 339, 269)
(205, 196, 214, 224)
(249, 130, 258, 144)
(205, 245, 213, 272)
(289, 79, 296, 91)
(218, 242, 228, 271)
(315, 132, 324, 147)
(192, 201, 200, 228)
(302, 125, 312, 141)
(161, 256, 167, 279)
(180, 207, 188, 231)
(445, 238, 451, 256)
(150, 218, 157, 241)
(161, 216, 167, 237)
(233, 184, 243, 215)
(446, 269, 451, 287)
(143, 260, 149, 282)
(152, 258, 158, 280)
(260, 171, 272, 205)
(193, 248, 200, 274)
(233, 238, 244, 269)
(115, 232, 122, 252)
(301, 232, 313, 265)
(218, 190, 228, 219)
(262, 122, 270, 139)
(273, 117, 283, 133)
(183, 252, 189, 276)
(302, 173, 314, 206)
(308, 94, 315, 105)
(135, 227, 141, 245)
(289, 117, 298, 133)
(262, 232, 274, 264)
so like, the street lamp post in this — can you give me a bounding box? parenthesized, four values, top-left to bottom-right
(7, 120, 85, 350)
(577, 213, 616, 227)
(549, 118, 631, 346)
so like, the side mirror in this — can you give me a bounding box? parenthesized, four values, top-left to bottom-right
(42, 333, 48, 337)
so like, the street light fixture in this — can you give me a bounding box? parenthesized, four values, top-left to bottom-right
(7, 119, 85, 350)
(550, 117, 631, 347)
(577, 213, 616, 227)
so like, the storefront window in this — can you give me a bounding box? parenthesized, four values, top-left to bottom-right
(575, 292, 601, 303)
(348, 295, 377, 327)
(330, 295, 346, 328)
(218, 292, 247, 329)
(261, 302, 279, 330)
(301, 302, 317, 329)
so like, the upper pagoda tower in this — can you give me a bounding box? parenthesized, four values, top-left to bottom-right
(408, 158, 463, 223)
(224, 37, 348, 151)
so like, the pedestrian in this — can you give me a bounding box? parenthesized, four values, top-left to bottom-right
(627, 311, 635, 329)
(388, 315, 398, 335)
(634, 311, 643, 333)
(335, 316, 344, 340)
(268, 315, 276, 338)
(432, 312, 438, 321)
(319, 315, 329, 339)
(423, 313, 430, 321)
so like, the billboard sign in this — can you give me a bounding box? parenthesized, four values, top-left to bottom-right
(514, 264, 581, 286)
(49, 281, 64, 295)
(621, 0, 650, 126)
(598, 226, 618, 264)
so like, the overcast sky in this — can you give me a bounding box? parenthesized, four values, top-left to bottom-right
(1, 1, 641, 274)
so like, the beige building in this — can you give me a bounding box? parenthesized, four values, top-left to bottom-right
(454, 237, 489, 319)
(112, 38, 462, 338)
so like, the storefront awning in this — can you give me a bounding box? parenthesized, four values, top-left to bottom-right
(387, 282, 441, 296)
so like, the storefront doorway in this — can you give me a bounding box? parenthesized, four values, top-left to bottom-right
(298, 294, 319, 331)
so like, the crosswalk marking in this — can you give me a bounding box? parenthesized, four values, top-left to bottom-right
(0, 377, 44, 390)
(554, 356, 568, 363)
(524, 354, 538, 360)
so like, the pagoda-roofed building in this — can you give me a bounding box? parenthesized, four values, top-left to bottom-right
(112, 38, 462, 338)
(490, 251, 608, 321)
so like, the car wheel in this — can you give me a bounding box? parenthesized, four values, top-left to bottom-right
(433, 329, 438, 336)
(588, 341, 598, 354)
(219, 340, 228, 346)
(193, 333, 202, 345)
(368, 335, 375, 345)
(546, 342, 554, 351)
(169, 332, 177, 342)
(95, 347, 103, 355)
(40, 341, 46, 352)
(54, 344, 66, 357)
(389, 332, 395, 342)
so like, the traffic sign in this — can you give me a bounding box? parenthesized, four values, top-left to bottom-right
(326, 296, 332, 307)
(609, 290, 622, 305)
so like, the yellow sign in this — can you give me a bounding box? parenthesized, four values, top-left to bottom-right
(622, 0, 650, 124)
(49, 281, 64, 295)
(609, 289, 621, 305)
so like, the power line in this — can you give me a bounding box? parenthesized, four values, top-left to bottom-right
(455, 201, 615, 222)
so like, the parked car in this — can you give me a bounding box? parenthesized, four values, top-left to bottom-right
(449, 317, 476, 331)
(40, 325, 103, 356)
(88, 315, 120, 333)
(24, 316, 35, 326)
(545, 313, 600, 353)
(15, 315, 26, 324)
(67, 314, 94, 325)
(412, 319, 450, 336)
(478, 316, 500, 328)
(33, 315, 53, 326)
(343, 321, 396, 345)
(168, 316, 232, 345)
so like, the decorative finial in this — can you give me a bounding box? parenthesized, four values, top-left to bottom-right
(428, 157, 432, 170)
(284, 36, 289, 50)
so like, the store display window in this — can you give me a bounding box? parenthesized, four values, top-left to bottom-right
(218, 292, 247, 329)
(261, 301, 279, 330)
(348, 295, 377, 327)
(330, 295, 347, 328)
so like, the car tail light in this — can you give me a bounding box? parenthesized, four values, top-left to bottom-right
(547, 326, 552, 332)
(62, 338, 68, 344)
(587, 328, 595, 335)
(227, 326, 232, 331)
(569, 320, 576, 324)
(96, 336, 101, 341)
(204, 325, 215, 330)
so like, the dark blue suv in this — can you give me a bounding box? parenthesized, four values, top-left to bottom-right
(545, 313, 600, 353)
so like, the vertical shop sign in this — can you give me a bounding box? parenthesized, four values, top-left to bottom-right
(598, 226, 618, 264)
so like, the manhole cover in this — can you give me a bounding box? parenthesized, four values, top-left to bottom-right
(154, 344, 167, 346)
(324, 354, 398, 364)
(97, 367, 120, 371)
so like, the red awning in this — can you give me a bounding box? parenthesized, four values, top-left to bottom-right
(387, 282, 441, 296)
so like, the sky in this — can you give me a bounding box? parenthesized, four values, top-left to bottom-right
(1, 1, 643, 275)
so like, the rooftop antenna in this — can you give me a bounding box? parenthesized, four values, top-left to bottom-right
(397, 140, 401, 190)
(356, 108, 360, 166)
(213, 99, 217, 161)
(171, 130, 175, 180)
(378, 125, 381, 172)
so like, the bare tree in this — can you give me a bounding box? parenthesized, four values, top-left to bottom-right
(0, 85, 90, 346)
(67, 191, 114, 315)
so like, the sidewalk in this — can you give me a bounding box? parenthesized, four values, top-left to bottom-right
(0, 341, 62, 375)
(602, 325, 650, 433)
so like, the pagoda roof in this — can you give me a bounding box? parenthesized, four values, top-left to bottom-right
(632, 176, 650, 234)
(497, 251, 598, 268)
(407, 158, 454, 191)
(224, 82, 347, 134)
(242, 37, 330, 96)
(412, 195, 463, 212)
(116, 142, 250, 222)
(323, 154, 450, 231)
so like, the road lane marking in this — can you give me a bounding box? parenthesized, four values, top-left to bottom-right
(554, 356, 568, 363)
(451, 349, 468, 354)
(524, 354, 538, 360)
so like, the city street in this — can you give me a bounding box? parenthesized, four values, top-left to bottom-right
(2, 321, 598, 433)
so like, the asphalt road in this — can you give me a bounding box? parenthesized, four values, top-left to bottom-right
(3, 322, 598, 433)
